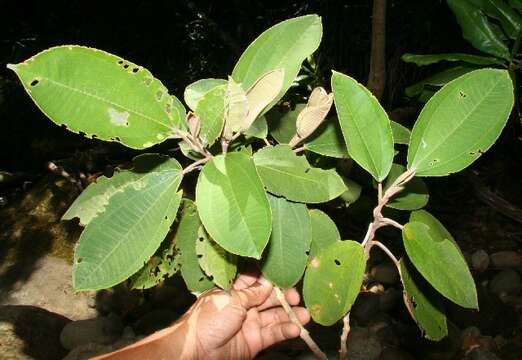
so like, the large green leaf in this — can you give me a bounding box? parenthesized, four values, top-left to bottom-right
(7, 46, 185, 149)
(184, 78, 227, 111)
(390, 121, 411, 145)
(402, 210, 478, 309)
(401, 53, 504, 66)
(267, 104, 304, 144)
(196, 152, 271, 259)
(260, 195, 311, 288)
(309, 209, 340, 258)
(174, 200, 214, 294)
(304, 117, 348, 158)
(195, 85, 226, 146)
(405, 66, 478, 99)
(244, 115, 268, 139)
(303, 241, 366, 326)
(73, 157, 184, 291)
(400, 258, 448, 341)
(384, 164, 429, 210)
(408, 69, 513, 176)
(196, 228, 237, 291)
(232, 15, 322, 114)
(331, 71, 394, 181)
(253, 145, 346, 203)
(467, 0, 522, 39)
(339, 177, 362, 206)
(447, 0, 511, 59)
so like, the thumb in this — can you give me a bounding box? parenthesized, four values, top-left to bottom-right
(233, 276, 273, 310)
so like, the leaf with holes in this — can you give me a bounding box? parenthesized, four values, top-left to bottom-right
(196, 228, 237, 291)
(402, 210, 478, 308)
(174, 200, 214, 294)
(63, 154, 170, 226)
(195, 85, 226, 146)
(407, 69, 513, 176)
(260, 194, 311, 288)
(184, 78, 227, 111)
(303, 241, 366, 326)
(253, 145, 346, 203)
(232, 15, 322, 115)
(390, 121, 411, 145)
(332, 71, 394, 181)
(400, 258, 448, 341)
(7, 46, 185, 149)
(196, 152, 271, 259)
(73, 157, 183, 291)
(130, 243, 181, 290)
(309, 209, 340, 258)
(384, 164, 429, 210)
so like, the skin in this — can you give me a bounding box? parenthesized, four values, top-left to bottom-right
(94, 273, 310, 360)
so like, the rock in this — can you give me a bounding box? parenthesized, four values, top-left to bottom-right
(347, 326, 382, 360)
(489, 269, 522, 296)
(379, 287, 402, 312)
(133, 309, 178, 335)
(370, 263, 398, 285)
(472, 250, 490, 273)
(60, 314, 123, 350)
(0, 255, 97, 320)
(490, 251, 522, 269)
(0, 305, 70, 360)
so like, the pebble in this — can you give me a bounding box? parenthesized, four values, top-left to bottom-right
(471, 250, 490, 273)
(489, 269, 522, 296)
(490, 251, 522, 268)
(60, 313, 123, 350)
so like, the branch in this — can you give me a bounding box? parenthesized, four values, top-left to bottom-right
(182, 156, 212, 175)
(274, 287, 328, 360)
(339, 313, 350, 360)
(370, 240, 399, 266)
(366, 0, 387, 100)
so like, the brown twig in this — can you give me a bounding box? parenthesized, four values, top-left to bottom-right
(339, 313, 350, 360)
(182, 156, 212, 175)
(274, 287, 328, 360)
(366, 0, 387, 100)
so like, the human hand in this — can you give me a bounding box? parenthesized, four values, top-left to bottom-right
(171, 272, 310, 359)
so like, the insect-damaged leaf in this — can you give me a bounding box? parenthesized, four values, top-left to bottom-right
(223, 77, 248, 140)
(407, 69, 513, 176)
(194, 85, 226, 146)
(196, 228, 237, 291)
(242, 69, 285, 132)
(331, 71, 394, 181)
(63, 154, 181, 226)
(260, 195, 311, 288)
(73, 157, 183, 291)
(309, 209, 340, 259)
(232, 15, 322, 115)
(303, 241, 366, 326)
(400, 258, 448, 341)
(7, 46, 185, 149)
(253, 144, 346, 203)
(174, 200, 214, 295)
(196, 152, 271, 259)
(402, 210, 478, 309)
(130, 243, 181, 290)
(184, 78, 227, 111)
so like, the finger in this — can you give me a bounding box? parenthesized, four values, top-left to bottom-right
(261, 322, 301, 349)
(258, 287, 301, 311)
(233, 271, 260, 290)
(233, 277, 273, 310)
(259, 306, 310, 328)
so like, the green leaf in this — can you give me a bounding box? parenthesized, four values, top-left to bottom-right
(303, 241, 366, 326)
(232, 15, 322, 114)
(73, 157, 184, 291)
(130, 243, 180, 290)
(196, 152, 271, 259)
(7, 46, 185, 149)
(447, 0, 511, 59)
(253, 145, 347, 203)
(304, 117, 348, 158)
(401, 53, 505, 66)
(400, 258, 448, 341)
(384, 164, 429, 210)
(331, 71, 394, 181)
(267, 104, 303, 144)
(174, 200, 214, 294)
(390, 121, 411, 145)
(244, 115, 268, 139)
(467, 0, 522, 39)
(339, 177, 362, 206)
(184, 78, 227, 111)
(402, 210, 478, 308)
(260, 195, 311, 288)
(196, 228, 237, 291)
(309, 209, 340, 258)
(223, 77, 248, 140)
(408, 69, 513, 176)
(195, 85, 226, 146)
(405, 66, 478, 99)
